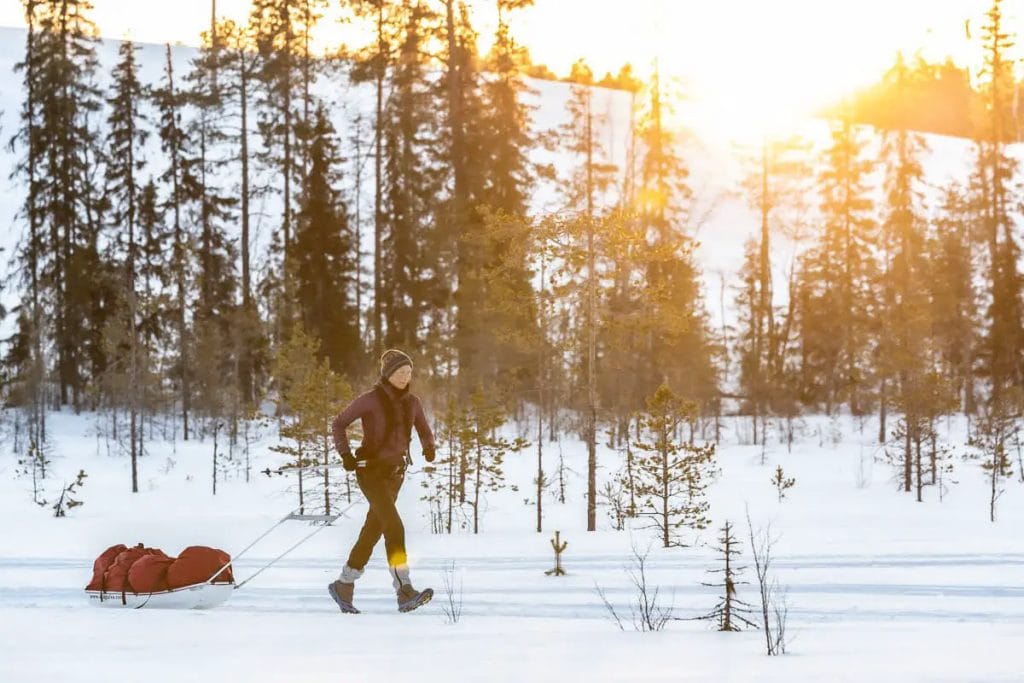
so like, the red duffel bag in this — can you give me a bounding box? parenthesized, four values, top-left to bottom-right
(86, 544, 127, 591)
(128, 554, 177, 594)
(103, 545, 168, 593)
(166, 546, 233, 589)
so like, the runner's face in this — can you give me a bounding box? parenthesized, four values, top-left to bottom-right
(388, 364, 412, 389)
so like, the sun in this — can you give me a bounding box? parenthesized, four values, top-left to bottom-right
(507, 0, 987, 144)
(0, 0, 993, 144)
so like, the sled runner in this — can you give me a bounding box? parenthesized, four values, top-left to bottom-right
(86, 505, 353, 610)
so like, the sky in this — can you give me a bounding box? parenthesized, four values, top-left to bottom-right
(0, 0, 1012, 137)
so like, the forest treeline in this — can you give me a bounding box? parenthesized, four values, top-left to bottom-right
(2, 0, 1023, 527)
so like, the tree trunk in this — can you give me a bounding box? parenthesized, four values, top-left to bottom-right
(372, 2, 385, 357)
(661, 436, 669, 548)
(586, 89, 598, 533)
(903, 419, 912, 492)
(165, 45, 190, 441)
(239, 45, 253, 405)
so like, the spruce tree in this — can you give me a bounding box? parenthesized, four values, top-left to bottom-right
(292, 107, 361, 377)
(440, 0, 495, 394)
(251, 0, 303, 254)
(8, 0, 48, 452)
(928, 182, 978, 412)
(189, 29, 243, 443)
(103, 38, 150, 490)
(217, 17, 264, 405)
(471, 0, 542, 394)
(350, 0, 397, 357)
(736, 135, 811, 443)
(974, 0, 1024, 403)
(798, 114, 877, 414)
(188, 29, 238, 327)
(876, 52, 931, 448)
(250, 0, 323, 345)
(380, 1, 445, 351)
(700, 521, 758, 631)
(27, 0, 104, 407)
(153, 43, 202, 440)
(632, 65, 718, 417)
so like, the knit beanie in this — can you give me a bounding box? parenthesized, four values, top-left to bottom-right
(380, 348, 413, 380)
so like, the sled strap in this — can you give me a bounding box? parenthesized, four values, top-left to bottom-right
(233, 523, 330, 591)
(206, 511, 293, 584)
(231, 501, 358, 590)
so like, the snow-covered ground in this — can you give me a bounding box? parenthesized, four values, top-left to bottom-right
(2, 409, 1023, 682)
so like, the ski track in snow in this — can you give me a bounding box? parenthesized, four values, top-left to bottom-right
(3, 553, 1023, 625)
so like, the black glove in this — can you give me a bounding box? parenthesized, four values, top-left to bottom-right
(423, 445, 436, 463)
(341, 451, 357, 472)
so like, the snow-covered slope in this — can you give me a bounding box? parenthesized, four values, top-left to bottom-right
(0, 27, 987, 330)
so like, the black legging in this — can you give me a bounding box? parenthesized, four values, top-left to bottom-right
(346, 462, 407, 570)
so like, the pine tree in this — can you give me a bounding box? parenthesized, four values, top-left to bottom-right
(633, 383, 717, 547)
(271, 326, 353, 514)
(420, 394, 471, 534)
(966, 388, 1020, 522)
(557, 59, 619, 532)
(464, 385, 527, 533)
(531, 211, 605, 531)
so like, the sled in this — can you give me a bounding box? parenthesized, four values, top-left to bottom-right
(86, 581, 235, 609)
(86, 505, 354, 610)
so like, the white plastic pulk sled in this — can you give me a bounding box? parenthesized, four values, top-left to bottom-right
(86, 502, 354, 610)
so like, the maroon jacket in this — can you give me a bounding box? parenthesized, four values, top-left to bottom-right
(332, 380, 435, 465)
